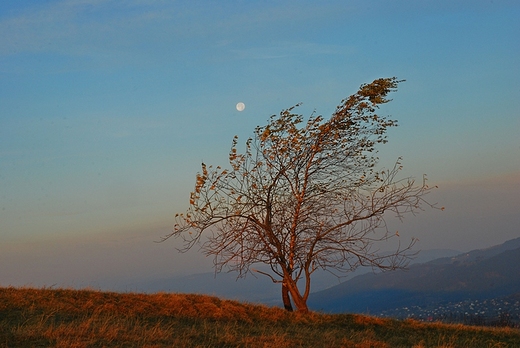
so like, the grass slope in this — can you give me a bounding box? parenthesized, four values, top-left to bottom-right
(0, 287, 519, 347)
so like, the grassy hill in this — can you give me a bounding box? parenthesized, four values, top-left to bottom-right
(1, 287, 519, 347)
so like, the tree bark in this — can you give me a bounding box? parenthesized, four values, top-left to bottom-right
(290, 292, 309, 313)
(281, 282, 293, 312)
(283, 275, 309, 313)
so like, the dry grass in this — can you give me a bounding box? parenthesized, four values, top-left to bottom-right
(0, 286, 519, 347)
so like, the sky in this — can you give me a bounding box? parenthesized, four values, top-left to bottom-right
(1, 0, 519, 291)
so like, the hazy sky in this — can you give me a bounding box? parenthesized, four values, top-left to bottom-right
(1, 1, 519, 290)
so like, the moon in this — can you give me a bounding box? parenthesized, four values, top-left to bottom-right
(236, 102, 245, 112)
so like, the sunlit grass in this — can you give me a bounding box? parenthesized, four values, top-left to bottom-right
(1, 286, 518, 347)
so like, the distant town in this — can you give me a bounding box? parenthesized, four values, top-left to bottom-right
(378, 293, 520, 328)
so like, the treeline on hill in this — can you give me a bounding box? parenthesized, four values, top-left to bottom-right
(1, 287, 519, 347)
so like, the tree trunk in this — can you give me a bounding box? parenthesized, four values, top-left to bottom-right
(290, 292, 309, 313)
(281, 282, 293, 311)
(283, 275, 309, 313)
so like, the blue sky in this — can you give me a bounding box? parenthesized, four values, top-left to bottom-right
(1, 0, 519, 290)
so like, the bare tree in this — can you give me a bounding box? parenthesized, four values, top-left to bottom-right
(164, 77, 440, 313)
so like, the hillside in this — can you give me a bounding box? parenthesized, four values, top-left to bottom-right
(1, 287, 519, 347)
(308, 237, 520, 317)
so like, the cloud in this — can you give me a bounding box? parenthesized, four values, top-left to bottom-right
(3, 0, 517, 61)
(229, 41, 351, 61)
(0, 1, 352, 60)
(0, 0, 176, 61)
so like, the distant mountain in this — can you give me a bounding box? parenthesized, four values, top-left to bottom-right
(426, 237, 520, 266)
(127, 266, 348, 306)
(307, 237, 520, 314)
(125, 248, 462, 306)
(123, 240, 516, 313)
(410, 248, 462, 264)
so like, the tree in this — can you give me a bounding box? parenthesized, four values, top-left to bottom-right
(164, 77, 440, 313)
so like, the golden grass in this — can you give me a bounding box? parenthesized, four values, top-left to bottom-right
(0, 286, 519, 347)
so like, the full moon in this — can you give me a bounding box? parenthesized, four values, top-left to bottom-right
(236, 102, 245, 111)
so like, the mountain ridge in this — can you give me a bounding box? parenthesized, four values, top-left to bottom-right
(125, 248, 462, 304)
(307, 237, 520, 313)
